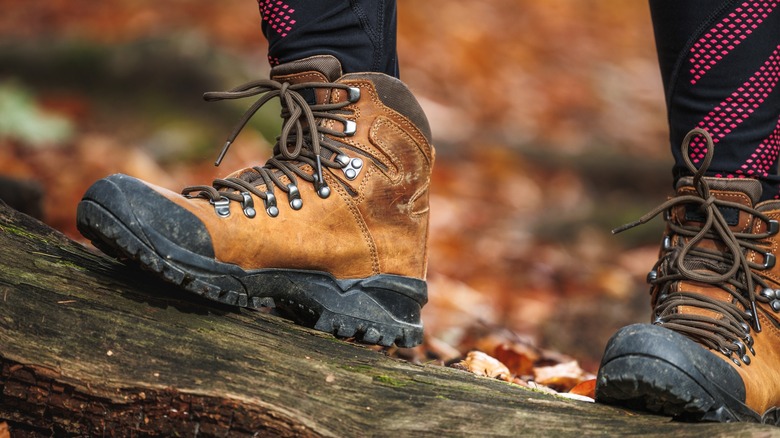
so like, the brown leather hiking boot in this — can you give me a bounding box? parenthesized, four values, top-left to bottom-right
(596, 129, 780, 424)
(76, 55, 434, 347)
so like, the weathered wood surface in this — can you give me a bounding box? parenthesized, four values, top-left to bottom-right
(0, 202, 777, 437)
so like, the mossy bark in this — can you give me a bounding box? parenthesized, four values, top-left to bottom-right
(0, 203, 775, 437)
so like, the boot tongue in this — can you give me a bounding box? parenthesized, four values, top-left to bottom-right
(676, 176, 762, 203)
(218, 57, 346, 184)
(270, 55, 343, 84)
(268, 55, 345, 161)
(221, 56, 345, 183)
(672, 176, 764, 324)
(674, 176, 762, 231)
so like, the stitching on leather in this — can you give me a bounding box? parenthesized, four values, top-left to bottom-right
(331, 173, 380, 275)
(349, 79, 433, 163)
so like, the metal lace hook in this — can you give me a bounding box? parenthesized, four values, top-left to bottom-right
(313, 155, 330, 198)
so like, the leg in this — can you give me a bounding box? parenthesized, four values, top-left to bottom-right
(76, 0, 433, 347)
(652, 0, 780, 198)
(596, 0, 780, 423)
(259, 0, 399, 76)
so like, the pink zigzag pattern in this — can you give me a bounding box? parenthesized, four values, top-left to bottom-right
(688, 46, 780, 178)
(741, 117, 780, 178)
(260, 0, 297, 66)
(689, 1, 778, 85)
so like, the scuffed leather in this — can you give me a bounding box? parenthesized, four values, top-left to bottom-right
(143, 70, 434, 281)
(661, 181, 780, 415)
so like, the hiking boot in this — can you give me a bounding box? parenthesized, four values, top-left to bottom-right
(596, 129, 780, 424)
(76, 55, 434, 348)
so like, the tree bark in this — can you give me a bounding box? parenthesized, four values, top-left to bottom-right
(0, 202, 775, 437)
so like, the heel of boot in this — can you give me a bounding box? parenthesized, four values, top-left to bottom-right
(245, 271, 426, 347)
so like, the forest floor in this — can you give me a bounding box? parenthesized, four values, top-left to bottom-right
(0, 1, 674, 394)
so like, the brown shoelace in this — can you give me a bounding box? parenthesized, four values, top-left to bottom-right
(614, 128, 779, 365)
(182, 79, 360, 216)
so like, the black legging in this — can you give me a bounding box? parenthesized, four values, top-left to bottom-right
(259, 1, 780, 199)
(650, 0, 780, 199)
(258, 0, 398, 77)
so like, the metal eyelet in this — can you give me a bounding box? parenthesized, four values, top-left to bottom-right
(313, 156, 330, 199)
(646, 270, 658, 284)
(343, 120, 357, 136)
(313, 172, 330, 198)
(763, 252, 776, 269)
(761, 288, 777, 300)
(772, 300, 780, 312)
(662, 235, 673, 250)
(240, 192, 256, 218)
(733, 340, 747, 357)
(315, 180, 331, 198)
(347, 87, 361, 103)
(313, 173, 330, 199)
(211, 197, 230, 218)
(264, 192, 279, 217)
(342, 157, 363, 181)
(769, 219, 780, 235)
(287, 184, 302, 210)
(743, 334, 756, 355)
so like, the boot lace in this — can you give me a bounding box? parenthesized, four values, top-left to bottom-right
(614, 128, 779, 366)
(182, 79, 361, 217)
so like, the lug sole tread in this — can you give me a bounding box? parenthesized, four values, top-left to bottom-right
(76, 200, 423, 348)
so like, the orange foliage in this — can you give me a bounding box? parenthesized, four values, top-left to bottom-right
(0, 1, 668, 378)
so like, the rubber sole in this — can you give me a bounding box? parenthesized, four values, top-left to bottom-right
(596, 324, 780, 424)
(76, 198, 426, 348)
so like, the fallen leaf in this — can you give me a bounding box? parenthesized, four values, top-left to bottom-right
(533, 360, 591, 393)
(452, 351, 511, 381)
(493, 342, 539, 377)
(569, 378, 597, 399)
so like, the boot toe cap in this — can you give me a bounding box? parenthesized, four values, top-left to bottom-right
(79, 174, 215, 259)
(596, 323, 756, 421)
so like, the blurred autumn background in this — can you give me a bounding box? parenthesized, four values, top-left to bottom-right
(0, 1, 673, 376)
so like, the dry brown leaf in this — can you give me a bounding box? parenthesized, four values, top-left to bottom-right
(452, 351, 511, 381)
(569, 378, 597, 399)
(533, 360, 591, 393)
(0, 0, 661, 372)
(493, 342, 539, 377)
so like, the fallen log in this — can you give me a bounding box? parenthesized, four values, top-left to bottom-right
(0, 202, 775, 436)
